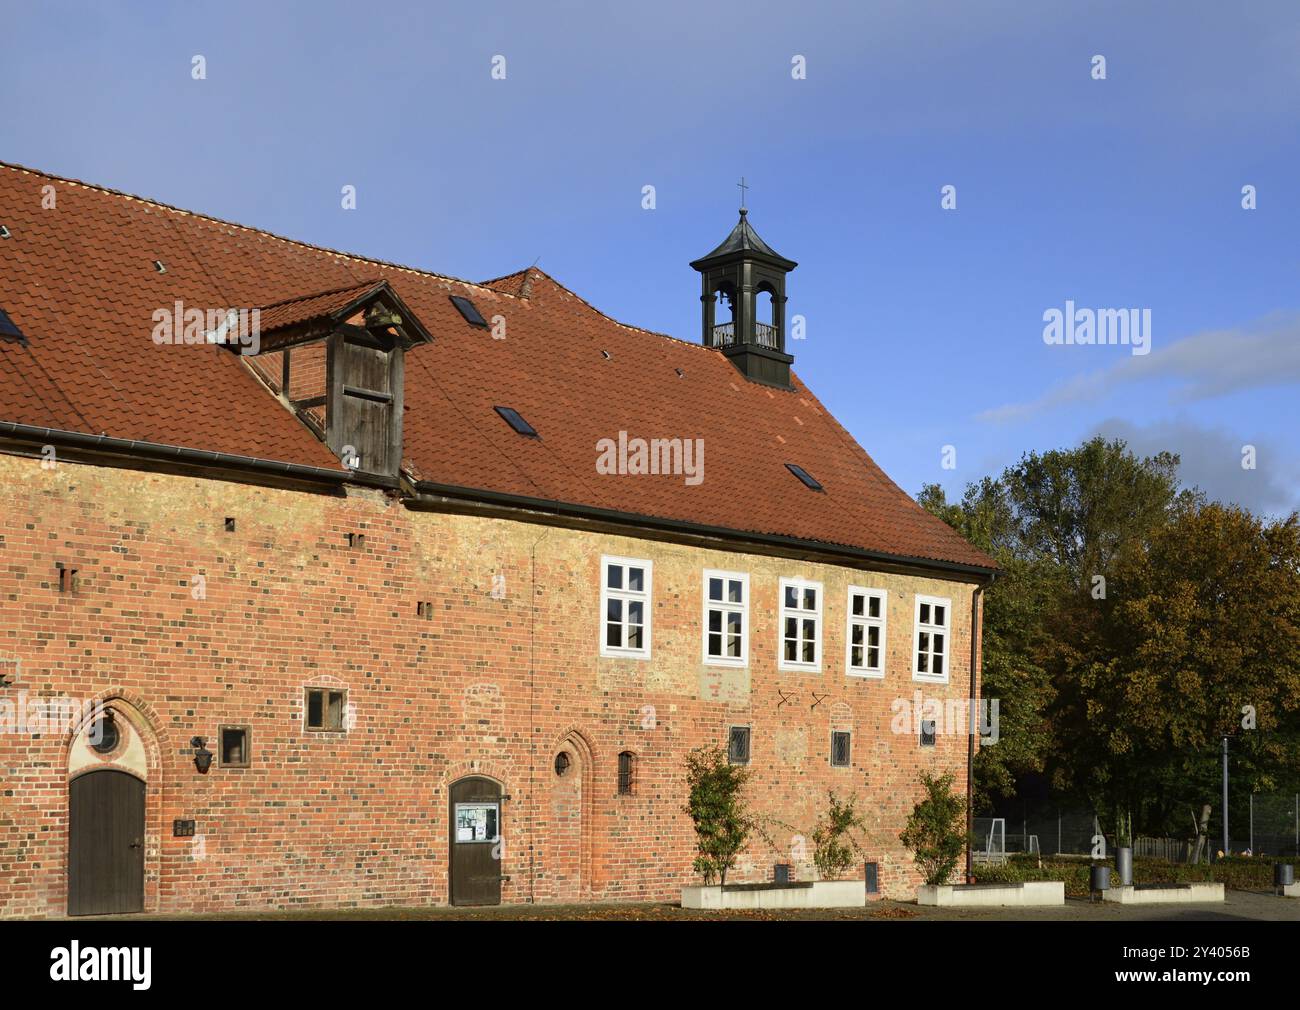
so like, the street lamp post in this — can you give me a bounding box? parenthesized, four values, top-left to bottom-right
(1222, 736, 1230, 856)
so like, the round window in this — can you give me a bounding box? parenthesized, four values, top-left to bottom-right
(553, 751, 571, 777)
(90, 715, 119, 755)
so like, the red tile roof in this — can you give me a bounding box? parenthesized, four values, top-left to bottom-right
(257, 279, 386, 333)
(0, 162, 994, 573)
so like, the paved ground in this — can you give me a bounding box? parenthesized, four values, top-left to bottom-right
(130, 888, 1299, 922)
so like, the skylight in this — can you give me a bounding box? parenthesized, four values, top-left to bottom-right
(785, 463, 823, 491)
(0, 307, 24, 341)
(450, 295, 488, 328)
(495, 405, 538, 438)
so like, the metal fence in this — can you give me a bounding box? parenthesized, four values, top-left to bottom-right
(999, 809, 1098, 856)
(983, 794, 1300, 861)
(1249, 793, 1300, 857)
(1133, 836, 1191, 862)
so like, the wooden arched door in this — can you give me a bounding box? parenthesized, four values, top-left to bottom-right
(449, 776, 502, 906)
(68, 770, 145, 915)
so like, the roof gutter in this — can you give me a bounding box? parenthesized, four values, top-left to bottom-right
(411, 479, 1000, 579)
(0, 421, 398, 490)
(0, 422, 997, 577)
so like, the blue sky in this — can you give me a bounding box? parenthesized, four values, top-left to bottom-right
(4, 0, 1298, 514)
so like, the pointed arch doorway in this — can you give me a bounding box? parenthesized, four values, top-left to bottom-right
(549, 729, 595, 902)
(69, 770, 145, 915)
(67, 702, 154, 916)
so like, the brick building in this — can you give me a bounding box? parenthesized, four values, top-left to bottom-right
(0, 162, 995, 917)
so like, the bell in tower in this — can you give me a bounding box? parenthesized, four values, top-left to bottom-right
(690, 193, 797, 390)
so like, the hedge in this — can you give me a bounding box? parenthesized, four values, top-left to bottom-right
(971, 854, 1282, 898)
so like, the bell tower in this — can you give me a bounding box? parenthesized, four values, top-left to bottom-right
(691, 192, 797, 389)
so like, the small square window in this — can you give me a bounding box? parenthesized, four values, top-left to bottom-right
(728, 725, 751, 765)
(831, 730, 851, 767)
(305, 688, 347, 732)
(219, 725, 250, 767)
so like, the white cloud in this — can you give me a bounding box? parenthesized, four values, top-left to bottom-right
(1091, 417, 1300, 517)
(980, 312, 1300, 423)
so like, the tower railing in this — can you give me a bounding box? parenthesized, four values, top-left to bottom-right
(712, 321, 779, 349)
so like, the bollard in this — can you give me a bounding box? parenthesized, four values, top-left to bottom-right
(1090, 864, 1110, 901)
(1116, 846, 1133, 886)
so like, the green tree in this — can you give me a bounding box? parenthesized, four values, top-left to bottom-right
(918, 438, 1192, 809)
(683, 746, 753, 885)
(899, 772, 970, 885)
(1057, 502, 1300, 836)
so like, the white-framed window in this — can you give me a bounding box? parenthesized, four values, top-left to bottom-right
(913, 594, 951, 683)
(600, 556, 652, 659)
(846, 586, 887, 678)
(702, 570, 748, 666)
(778, 577, 822, 672)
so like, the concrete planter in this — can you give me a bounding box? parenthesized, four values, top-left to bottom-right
(682, 879, 866, 910)
(917, 881, 1065, 907)
(1103, 882, 1225, 904)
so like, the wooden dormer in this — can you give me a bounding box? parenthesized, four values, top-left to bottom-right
(251, 280, 433, 479)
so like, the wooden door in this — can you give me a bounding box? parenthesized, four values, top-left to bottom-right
(449, 776, 502, 906)
(68, 770, 145, 916)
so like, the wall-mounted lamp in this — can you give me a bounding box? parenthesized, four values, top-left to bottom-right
(191, 736, 213, 774)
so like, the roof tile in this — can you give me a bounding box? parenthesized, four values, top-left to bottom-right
(0, 161, 994, 571)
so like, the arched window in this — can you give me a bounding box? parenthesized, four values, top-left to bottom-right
(617, 751, 636, 795)
(755, 284, 777, 348)
(712, 283, 736, 345)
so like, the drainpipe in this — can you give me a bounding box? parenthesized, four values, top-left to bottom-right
(527, 527, 550, 904)
(966, 578, 992, 883)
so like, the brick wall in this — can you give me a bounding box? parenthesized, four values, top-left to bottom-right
(0, 452, 980, 917)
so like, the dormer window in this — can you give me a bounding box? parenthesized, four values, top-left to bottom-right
(253, 279, 433, 479)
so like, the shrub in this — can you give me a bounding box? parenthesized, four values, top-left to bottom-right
(899, 772, 971, 886)
(812, 791, 867, 881)
(972, 854, 1278, 897)
(683, 746, 752, 885)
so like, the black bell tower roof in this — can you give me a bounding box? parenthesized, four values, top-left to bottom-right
(690, 209, 798, 272)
